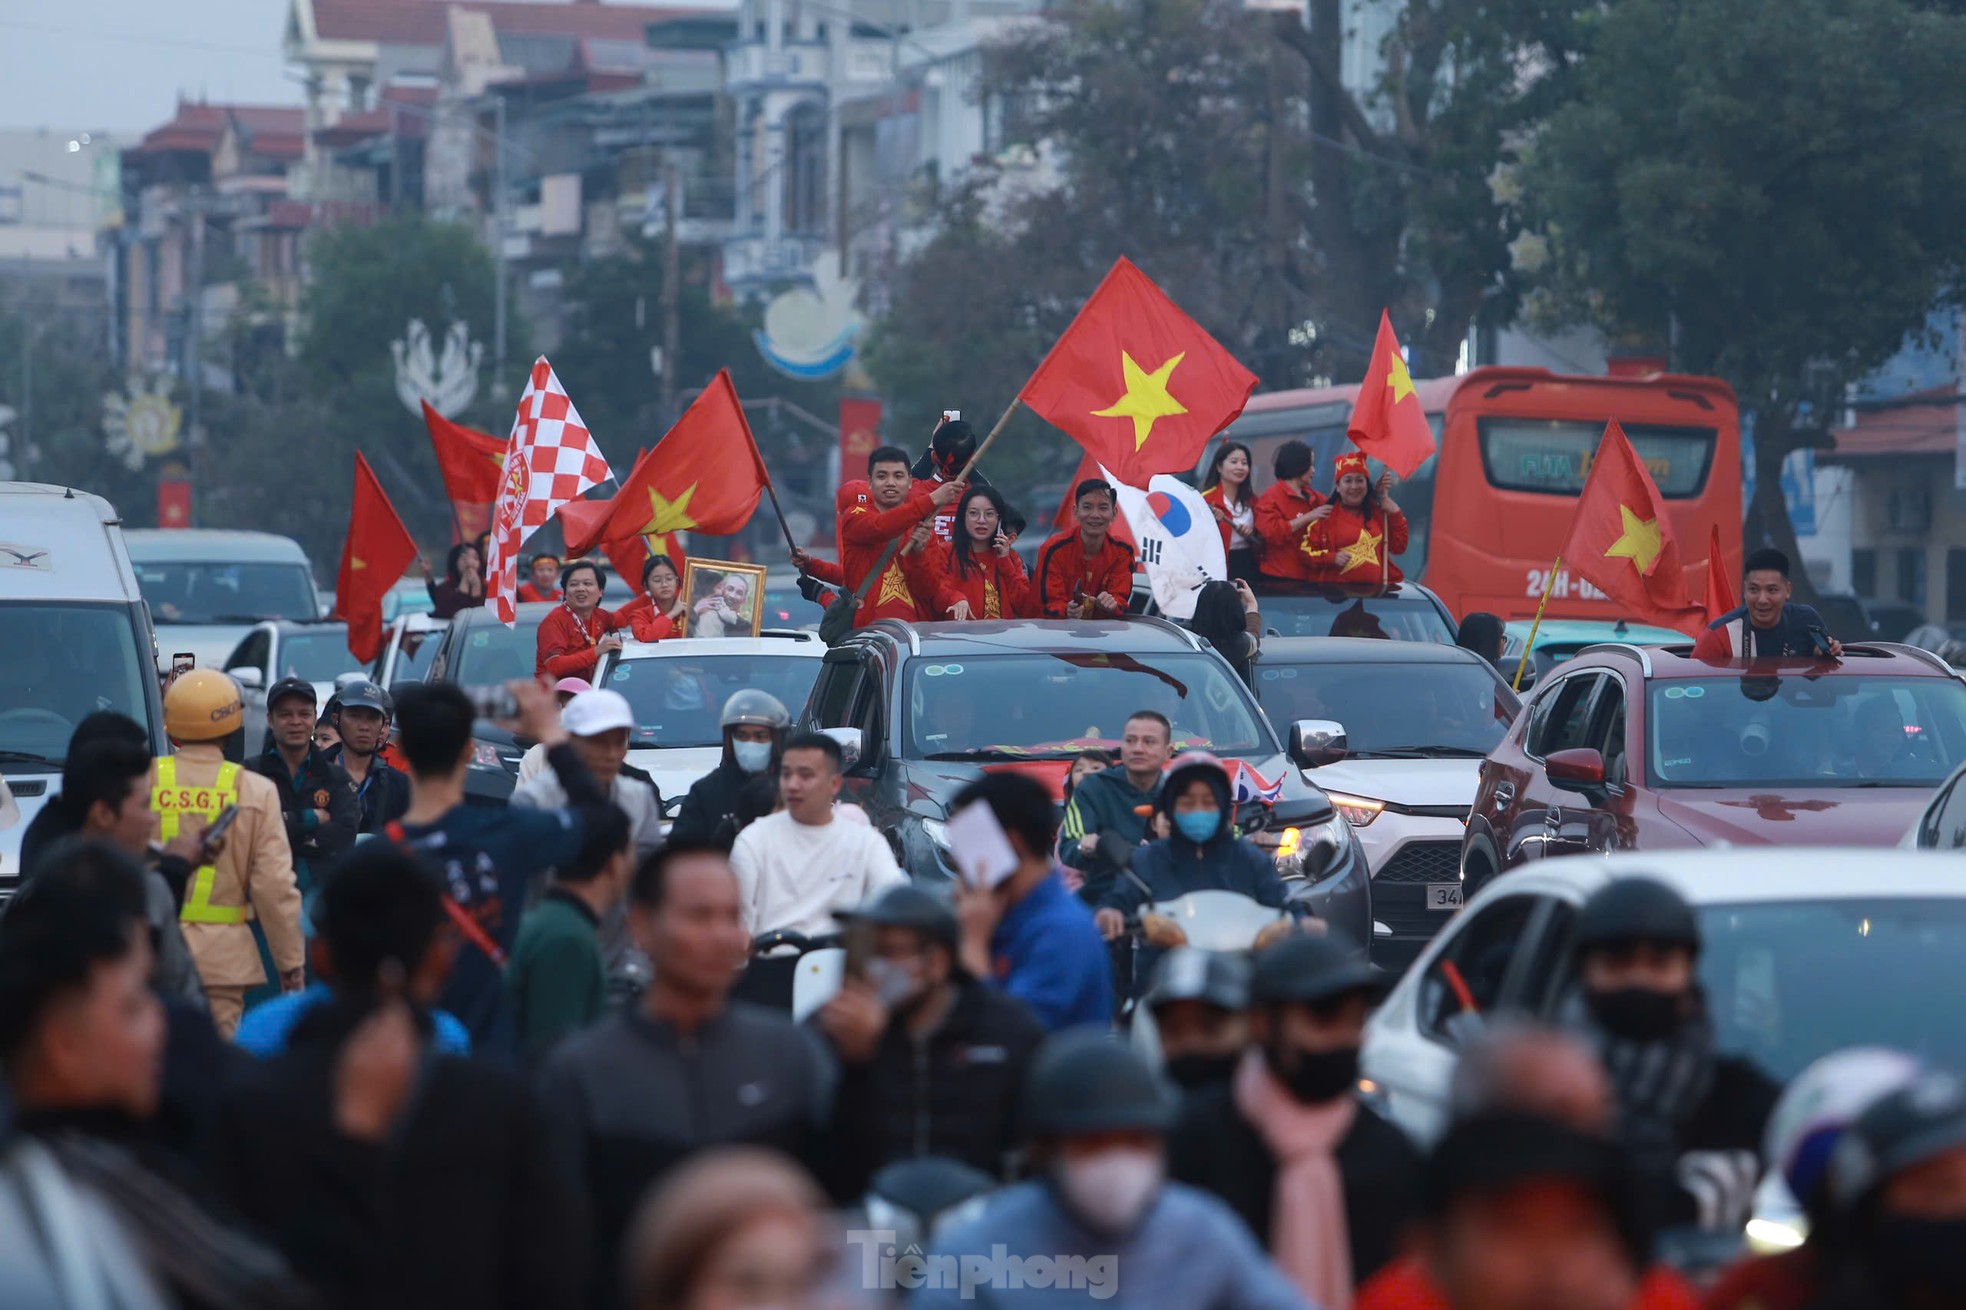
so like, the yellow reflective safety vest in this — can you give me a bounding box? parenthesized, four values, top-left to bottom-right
(152, 756, 248, 925)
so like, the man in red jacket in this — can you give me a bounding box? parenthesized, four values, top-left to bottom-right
(1254, 440, 1331, 585)
(839, 445, 964, 626)
(1037, 477, 1135, 618)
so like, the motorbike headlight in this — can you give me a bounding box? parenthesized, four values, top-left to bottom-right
(1324, 791, 1386, 827)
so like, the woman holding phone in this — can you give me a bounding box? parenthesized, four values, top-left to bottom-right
(938, 486, 1035, 621)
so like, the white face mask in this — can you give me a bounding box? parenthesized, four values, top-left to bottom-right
(1055, 1148, 1163, 1236)
(733, 739, 773, 774)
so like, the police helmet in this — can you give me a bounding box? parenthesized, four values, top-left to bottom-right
(164, 670, 244, 743)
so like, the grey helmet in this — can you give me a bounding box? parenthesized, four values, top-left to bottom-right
(720, 690, 791, 731)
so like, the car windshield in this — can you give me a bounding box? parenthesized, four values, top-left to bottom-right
(276, 630, 355, 682)
(0, 603, 152, 770)
(448, 616, 547, 686)
(1698, 898, 1966, 1082)
(759, 581, 826, 630)
(1253, 591, 1456, 643)
(604, 654, 822, 748)
(134, 561, 316, 623)
(904, 652, 1274, 759)
(1253, 660, 1518, 756)
(1647, 673, 1966, 788)
(385, 625, 445, 686)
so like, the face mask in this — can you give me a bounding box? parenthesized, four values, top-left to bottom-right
(1870, 1214, 1966, 1299)
(864, 957, 923, 1010)
(1054, 1148, 1163, 1236)
(1174, 810, 1221, 843)
(1265, 1044, 1360, 1104)
(733, 739, 773, 775)
(1587, 986, 1685, 1042)
(1163, 1052, 1241, 1091)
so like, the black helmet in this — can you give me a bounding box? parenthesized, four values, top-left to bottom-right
(1021, 1031, 1177, 1138)
(1573, 877, 1700, 956)
(1248, 930, 1380, 1007)
(836, 883, 959, 953)
(1145, 948, 1250, 1013)
(267, 675, 318, 712)
(1829, 1069, 1966, 1211)
(338, 681, 392, 716)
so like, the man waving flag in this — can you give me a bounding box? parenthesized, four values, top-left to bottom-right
(485, 358, 613, 624)
(1562, 421, 1706, 636)
(1346, 310, 1437, 478)
(1020, 257, 1259, 488)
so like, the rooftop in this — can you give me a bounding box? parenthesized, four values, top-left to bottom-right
(302, 0, 692, 47)
(1825, 388, 1959, 460)
(132, 102, 307, 157)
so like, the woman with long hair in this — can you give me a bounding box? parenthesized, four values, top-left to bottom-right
(422, 541, 487, 618)
(1201, 441, 1263, 584)
(1299, 450, 1409, 586)
(1189, 579, 1262, 686)
(617, 553, 690, 641)
(939, 485, 1035, 620)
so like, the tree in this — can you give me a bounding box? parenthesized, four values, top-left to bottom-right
(0, 290, 146, 517)
(1514, 0, 1966, 578)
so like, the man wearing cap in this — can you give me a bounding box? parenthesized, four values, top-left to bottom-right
(1144, 948, 1252, 1092)
(820, 883, 1046, 1198)
(512, 689, 663, 860)
(915, 1030, 1308, 1310)
(248, 676, 359, 895)
(1170, 932, 1422, 1309)
(153, 670, 306, 1036)
(324, 681, 409, 835)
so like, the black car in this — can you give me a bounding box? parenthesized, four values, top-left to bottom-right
(424, 601, 557, 804)
(800, 616, 1374, 949)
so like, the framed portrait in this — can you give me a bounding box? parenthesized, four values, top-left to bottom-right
(682, 557, 767, 639)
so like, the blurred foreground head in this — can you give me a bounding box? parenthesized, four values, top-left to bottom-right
(627, 1146, 832, 1310)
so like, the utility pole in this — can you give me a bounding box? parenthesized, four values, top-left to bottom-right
(186, 198, 206, 511)
(493, 96, 509, 399)
(661, 162, 680, 423)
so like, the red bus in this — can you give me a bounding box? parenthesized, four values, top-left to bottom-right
(1212, 367, 1742, 623)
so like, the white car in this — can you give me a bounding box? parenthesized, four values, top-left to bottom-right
(1249, 638, 1521, 966)
(595, 629, 826, 813)
(126, 528, 322, 672)
(220, 619, 357, 751)
(1361, 846, 1966, 1148)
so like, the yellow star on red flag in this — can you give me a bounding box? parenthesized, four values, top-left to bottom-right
(1386, 351, 1416, 405)
(1092, 351, 1188, 450)
(1604, 504, 1665, 575)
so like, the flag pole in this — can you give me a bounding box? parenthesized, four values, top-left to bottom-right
(760, 477, 799, 554)
(955, 398, 1022, 483)
(1513, 556, 1562, 691)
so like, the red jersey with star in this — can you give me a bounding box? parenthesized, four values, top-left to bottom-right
(943, 547, 1036, 620)
(1254, 482, 1326, 582)
(1300, 502, 1408, 584)
(1035, 529, 1135, 618)
(840, 490, 940, 626)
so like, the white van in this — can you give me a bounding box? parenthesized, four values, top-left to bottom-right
(124, 529, 323, 672)
(0, 484, 170, 882)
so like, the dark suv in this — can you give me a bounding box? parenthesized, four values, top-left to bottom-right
(424, 601, 557, 804)
(801, 616, 1373, 947)
(1462, 641, 1966, 889)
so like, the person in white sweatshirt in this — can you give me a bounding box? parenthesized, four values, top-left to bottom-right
(730, 731, 903, 939)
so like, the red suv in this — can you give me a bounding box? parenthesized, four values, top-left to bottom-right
(1461, 642, 1966, 888)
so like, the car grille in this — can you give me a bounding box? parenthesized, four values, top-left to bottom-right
(1375, 841, 1462, 884)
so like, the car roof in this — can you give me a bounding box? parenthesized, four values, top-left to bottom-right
(1503, 618, 1686, 647)
(448, 602, 557, 628)
(854, 616, 1206, 655)
(1257, 637, 1490, 667)
(1473, 846, 1966, 905)
(617, 631, 822, 659)
(1560, 641, 1957, 680)
(124, 529, 313, 564)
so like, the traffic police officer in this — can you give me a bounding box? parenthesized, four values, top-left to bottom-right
(153, 669, 306, 1036)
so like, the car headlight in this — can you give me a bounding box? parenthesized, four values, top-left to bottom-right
(920, 817, 950, 850)
(1324, 791, 1386, 827)
(469, 742, 519, 773)
(1744, 1216, 1806, 1253)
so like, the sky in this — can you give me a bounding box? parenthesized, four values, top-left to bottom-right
(0, 2, 298, 132)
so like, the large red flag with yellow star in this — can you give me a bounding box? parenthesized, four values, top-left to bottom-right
(1563, 421, 1707, 636)
(585, 369, 770, 563)
(1347, 310, 1436, 478)
(332, 452, 419, 664)
(1019, 258, 1259, 488)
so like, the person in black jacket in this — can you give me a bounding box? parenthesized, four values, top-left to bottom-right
(212, 843, 588, 1310)
(668, 690, 789, 848)
(322, 681, 409, 835)
(1168, 931, 1422, 1309)
(1566, 876, 1779, 1237)
(817, 883, 1045, 1199)
(249, 676, 359, 889)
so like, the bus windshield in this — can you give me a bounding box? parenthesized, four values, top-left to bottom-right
(1479, 419, 1717, 498)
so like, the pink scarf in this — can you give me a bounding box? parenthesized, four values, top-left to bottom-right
(1234, 1048, 1358, 1310)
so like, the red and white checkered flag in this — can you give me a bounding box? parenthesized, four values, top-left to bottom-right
(486, 358, 613, 623)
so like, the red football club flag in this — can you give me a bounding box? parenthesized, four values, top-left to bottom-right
(485, 359, 613, 624)
(1563, 422, 1707, 636)
(1051, 449, 1135, 547)
(332, 453, 419, 664)
(420, 400, 506, 542)
(1347, 310, 1437, 478)
(591, 369, 770, 564)
(1704, 523, 1737, 623)
(1020, 257, 1259, 488)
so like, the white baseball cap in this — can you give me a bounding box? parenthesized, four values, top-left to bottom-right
(560, 689, 636, 738)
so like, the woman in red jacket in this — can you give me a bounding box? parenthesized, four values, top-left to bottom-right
(941, 486, 1035, 620)
(1300, 450, 1409, 586)
(534, 559, 622, 679)
(614, 554, 689, 642)
(1201, 441, 1262, 584)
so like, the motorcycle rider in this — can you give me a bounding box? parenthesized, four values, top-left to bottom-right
(325, 681, 409, 835)
(669, 690, 791, 848)
(1144, 948, 1252, 1092)
(1060, 709, 1174, 908)
(915, 1030, 1308, 1309)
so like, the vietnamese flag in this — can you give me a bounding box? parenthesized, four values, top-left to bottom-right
(1563, 422, 1707, 636)
(332, 452, 419, 663)
(587, 369, 770, 564)
(558, 461, 683, 596)
(1703, 523, 1737, 623)
(421, 400, 507, 542)
(1020, 258, 1259, 489)
(1346, 310, 1436, 478)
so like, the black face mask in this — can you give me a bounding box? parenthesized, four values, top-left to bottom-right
(1587, 986, 1686, 1042)
(1870, 1214, 1966, 1300)
(1266, 1044, 1359, 1104)
(1163, 1052, 1241, 1091)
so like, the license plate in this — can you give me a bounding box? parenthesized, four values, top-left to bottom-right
(1427, 883, 1464, 911)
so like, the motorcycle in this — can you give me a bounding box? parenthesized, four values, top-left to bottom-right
(1121, 887, 1294, 1066)
(735, 929, 846, 1019)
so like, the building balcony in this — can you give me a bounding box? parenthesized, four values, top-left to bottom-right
(723, 40, 834, 95)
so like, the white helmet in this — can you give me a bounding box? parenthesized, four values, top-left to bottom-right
(1764, 1047, 1922, 1204)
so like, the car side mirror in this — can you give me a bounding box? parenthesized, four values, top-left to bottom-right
(1546, 747, 1606, 797)
(231, 667, 264, 690)
(821, 726, 865, 772)
(1290, 719, 1348, 769)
